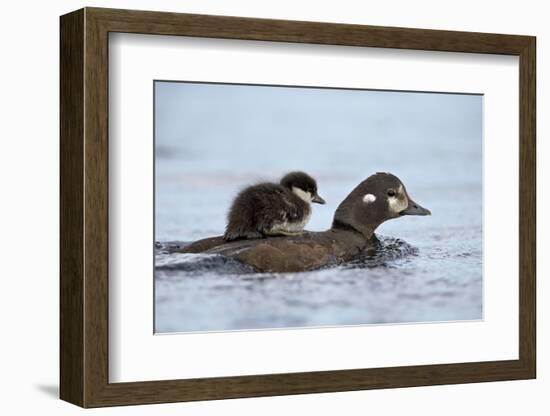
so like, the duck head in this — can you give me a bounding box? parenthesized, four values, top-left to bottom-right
(331, 172, 430, 239)
(280, 171, 326, 204)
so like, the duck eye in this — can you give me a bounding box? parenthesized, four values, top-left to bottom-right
(387, 189, 396, 197)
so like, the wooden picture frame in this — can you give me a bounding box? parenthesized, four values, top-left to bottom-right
(60, 7, 536, 408)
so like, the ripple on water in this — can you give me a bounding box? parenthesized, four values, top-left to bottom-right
(154, 234, 482, 332)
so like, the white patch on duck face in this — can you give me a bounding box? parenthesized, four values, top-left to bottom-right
(292, 186, 313, 204)
(362, 193, 376, 204)
(388, 184, 408, 214)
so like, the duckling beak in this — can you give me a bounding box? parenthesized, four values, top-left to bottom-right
(312, 194, 326, 204)
(400, 198, 431, 216)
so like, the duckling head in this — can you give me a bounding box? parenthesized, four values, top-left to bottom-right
(280, 171, 326, 204)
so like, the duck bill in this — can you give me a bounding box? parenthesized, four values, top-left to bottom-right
(400, 198, 431, 216)
(312, 194, 326, 204)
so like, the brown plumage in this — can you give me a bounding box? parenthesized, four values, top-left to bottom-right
(183, 229, 367, 272)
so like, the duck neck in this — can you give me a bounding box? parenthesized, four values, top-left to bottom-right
(331, 216, 377, 241)
(330, 195, 385, 241)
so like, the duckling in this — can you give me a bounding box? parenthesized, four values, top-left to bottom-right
(223, 171, 325, 241)
(183, 172, 430, 273)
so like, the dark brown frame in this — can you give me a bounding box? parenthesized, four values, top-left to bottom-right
(60, 7, 536, 408)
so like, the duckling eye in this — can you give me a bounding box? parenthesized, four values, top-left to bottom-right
(387, 189, 396, 197)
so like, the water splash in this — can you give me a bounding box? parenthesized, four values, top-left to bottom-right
(156, 252, 257, 275)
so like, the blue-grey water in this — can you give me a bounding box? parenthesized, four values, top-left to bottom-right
(154, 82, 483, 333)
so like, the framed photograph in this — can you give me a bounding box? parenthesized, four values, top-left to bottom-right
(60, 7, 536, 408)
